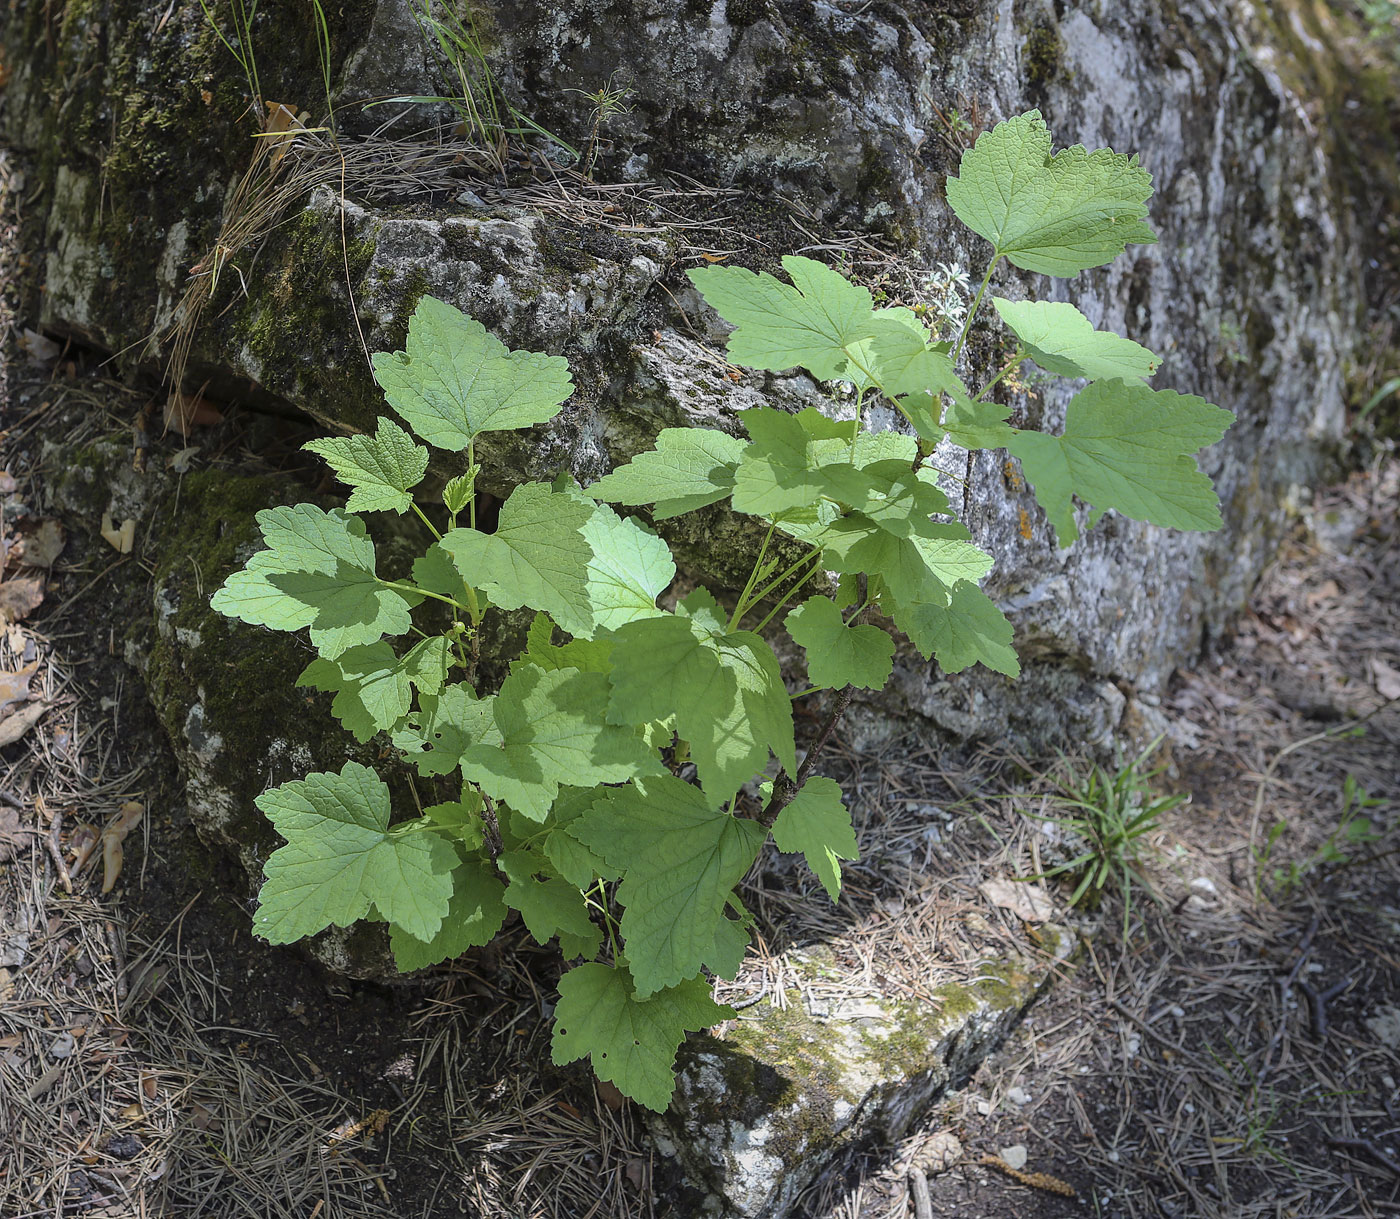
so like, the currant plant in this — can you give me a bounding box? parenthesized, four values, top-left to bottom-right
(211, 110, 1233, 1110)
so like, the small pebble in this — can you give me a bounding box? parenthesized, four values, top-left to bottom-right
(999, 1144, 1028, 1170)
(1007, 1085, 1032, 1106)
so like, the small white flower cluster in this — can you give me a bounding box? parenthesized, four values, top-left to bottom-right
(922, 260, 971, 337)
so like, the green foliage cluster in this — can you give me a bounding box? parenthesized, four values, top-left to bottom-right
(212, 111, 1233, 1110)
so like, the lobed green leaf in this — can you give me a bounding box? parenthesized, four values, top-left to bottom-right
(1007, 381, 1234, 546)
(254, 762, 457, 945)
(946, 110, 1157, 277)
(572, 776, 766, 997)
(304, 418, 429, 515)
(371, 296, 572, 450)
(551, 963, 732, 1111)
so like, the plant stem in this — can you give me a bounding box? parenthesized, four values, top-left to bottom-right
(736, 550, 821, 625)
(953, 256, 999, 361)
(467, 439, 477, 530)
(974, 345, 1025, 401)
(757, 684, 855, 827)
(379, 579, 469, 613)
(751, 564, 823, 633)
(728, 522, 776, 633)
(478, 788, 503, 860)
(412, 502, 443, 541)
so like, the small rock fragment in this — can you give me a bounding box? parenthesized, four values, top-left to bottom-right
(999, 1144, 1028, 1171)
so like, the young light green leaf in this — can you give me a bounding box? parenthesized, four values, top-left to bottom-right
(210, 505, 416, 659)
(588, 428, 746, 520)
(515, 613, 614, 675)
(421, 795, 485, 851)
(551, 963, 732, 1111)
(459, 664, 663, 821)
(499, 850, 603, 959)
(605, 597, 796, 803)
(822, 517, 992, 610)
(371, 296, 572, 450)
(390, 858, 506, 971)
(411, 542, 471, 602)
(297, 635, 453, 744)
(254, 762, 457, 945)
(770, 776, 858, 903)
(439, 482, 595, 637)
(941, 389, 1017, 450)
(303, 418, 429, 515)
(399, 635, 454, 695)
(731, 406, 852, 517)
(298, 642, 414, 742)
(1007, 382, 1234, 546)
(946, 110, 1157, 277)
(540, 788, 620, 888)
(992, 299, 1160, 382)
(892, 580, 1020, 676)
(863, 313, 965, 401)
(391, 683, 498, 776)
(785, 597, 893, 690)
(572, 777, 766, 996)
(443, 469, 478, 515)
(580, 503, 675, 631)
(688, 255, 877, 381)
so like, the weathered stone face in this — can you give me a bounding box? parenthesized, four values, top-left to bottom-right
(3, 2, 1377, 734)
(5, 1, 1395, 1210)
(3, 0, 1388, 922)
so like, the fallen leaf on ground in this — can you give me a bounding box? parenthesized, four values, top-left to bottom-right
(18, 329, 60, 364)
(0, 659, 38, 715)
(1369, 656, 1400, 701)
(100, 513, 136, 554)
(68, 823, 100, 877)
(100, 801, 144, 894)
(0, 577, 44, 622)
(166, 446, 200, 474)
(979, 876, 1056, 922)
(0, 471, 15, 495)
(0, 700, 50, 747)
(163, 392, 224, 437)
(0, 807, 26, 862)
(10, 520, 65, 569)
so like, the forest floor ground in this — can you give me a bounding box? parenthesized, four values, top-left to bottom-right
(1, 169, 1398, 1219)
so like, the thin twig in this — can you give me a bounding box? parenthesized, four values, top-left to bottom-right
(45, 807, 71, 894)
(1325, 1136, 1400, 1180)
(478, 790, 503, 861)
(908, 1165, 933, 1219)
(1258, 912, 1319, 1083)
(758, 685, 855, 828)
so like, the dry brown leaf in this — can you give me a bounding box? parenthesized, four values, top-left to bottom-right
(0, 576, 44, 622)
(163, 392, 225, 438)
(11, 519, 66, 569)
(0, 807, 26, 862)
(264, 101, 306, 170)
(68, 823, 100, 877)
(979, 876, 1056, 923)
(0, 471, 15, 495)
(100, 801, 144, 894)
(100, 512, 136, 554)
(0, 700, 50, 747)
(0, 658, 38, 715)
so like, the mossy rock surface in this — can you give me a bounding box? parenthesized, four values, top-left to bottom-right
(656, 930, 1076, 1216)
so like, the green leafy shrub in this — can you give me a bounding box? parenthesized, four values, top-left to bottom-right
(212, 110, 1233, 1109)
